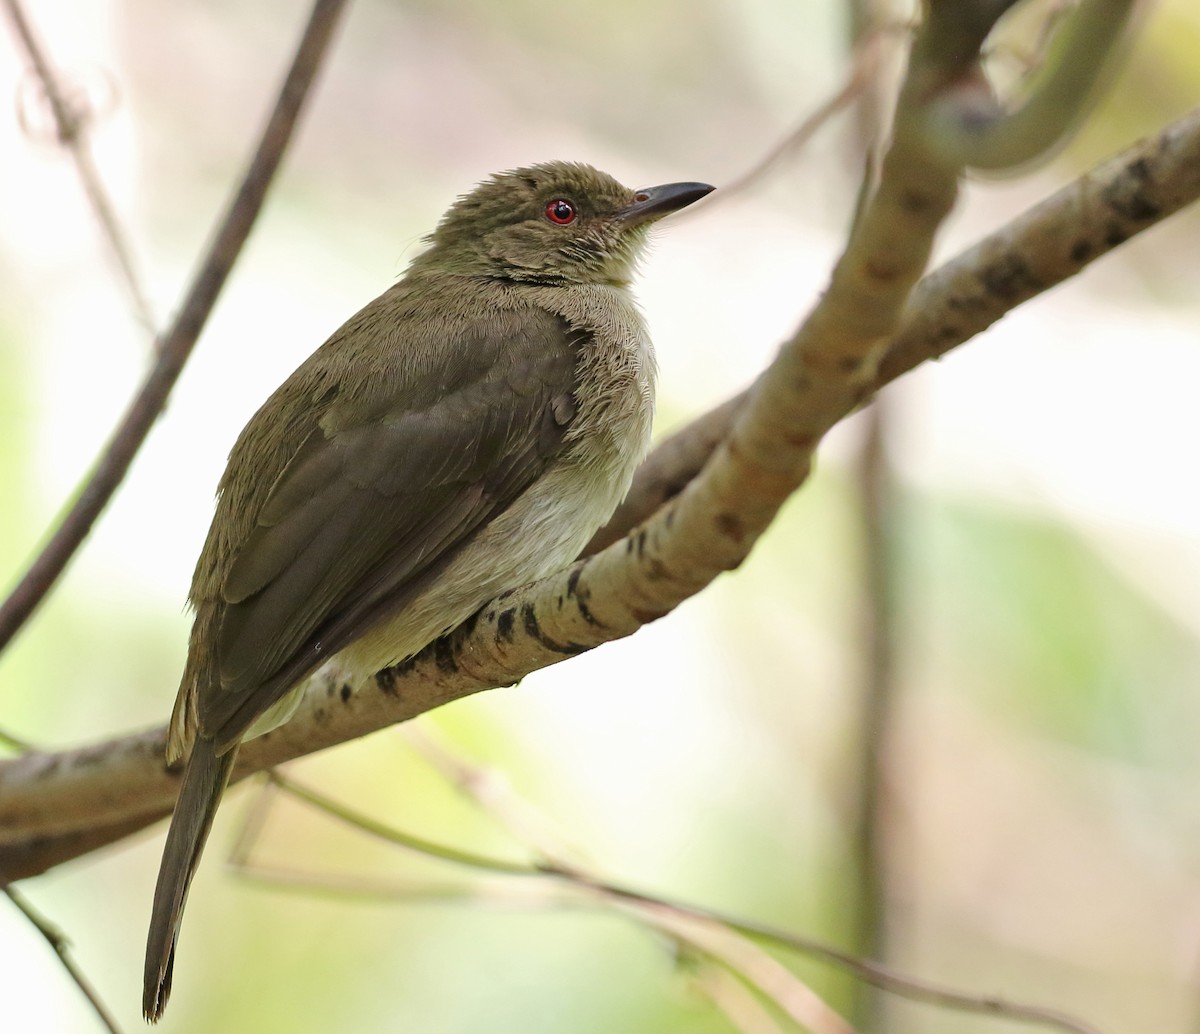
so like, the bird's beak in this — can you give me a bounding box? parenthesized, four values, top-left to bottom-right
(618, 181, 715, 226)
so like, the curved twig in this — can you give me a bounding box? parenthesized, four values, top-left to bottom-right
(2, 0, 156, 332)
(240, 772, 1099, 1034)
(0, 0, 348, 656)
(922, 0, 1139, 170)
(2, 879, 125, 1034)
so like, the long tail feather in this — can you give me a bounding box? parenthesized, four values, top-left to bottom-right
(143, 738, 237, 1022)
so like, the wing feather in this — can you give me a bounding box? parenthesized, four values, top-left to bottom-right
(197, 305, 585, 747)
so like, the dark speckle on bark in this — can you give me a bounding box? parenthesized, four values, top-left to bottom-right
(433, 638, 459, 674)
(644, 557, 670, 581)
(376, 667, 402, 695)
(567, 565, 599, 627)
(1103, 159, 1161, 222)
(522, 603, 586, 655)
(37, 755, 63, 780)
(897, 187, 930, 214)
(981, 254, 1039, 301)
(783, 429, 815, 450)
(715, 512, 744, 541)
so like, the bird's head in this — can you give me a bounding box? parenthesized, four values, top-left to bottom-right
(417, 161, 713, 286)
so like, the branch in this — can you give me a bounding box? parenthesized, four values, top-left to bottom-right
(2, 880, 124, 1033)
(687, 20, 896, 215)
(267, 770, 859, 1034)
(597, 101, 1200, 549)
(230, 770, 1097, 1034)
(843, 3, 901, 1027)
(922, 0, 1138, 170)
(3, 0, 155, 332)
(387, 736, 855, 1032)
(3, 27, 1197, 881)
(0, 0, 347, 657)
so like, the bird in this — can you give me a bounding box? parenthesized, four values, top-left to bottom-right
(143, 160, 713, 1021)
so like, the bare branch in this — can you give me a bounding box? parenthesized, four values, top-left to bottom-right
(845, 396, 898, 1026)
(922, 0, 1139, 170)
(400, 734, 857, 1034)
(2, 0, 155, 332)
(0, 0, 348, 657)
(842, 3, 902, 1026)
(684, 22, 899, 216)
(683, 963, 795, 1034)
(566, 877, 1105, 1034)
(621, 903, 858, 1034)
(232, 772, 1097, 1034)
(2, 879, 124, 1034)
(237, 775, 855, 1034)
(403, 727, 588, 867)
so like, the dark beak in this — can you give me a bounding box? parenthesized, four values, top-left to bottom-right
(618, 181, 715, 226)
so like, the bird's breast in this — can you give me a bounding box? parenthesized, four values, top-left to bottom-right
(543, 282, 656, 475)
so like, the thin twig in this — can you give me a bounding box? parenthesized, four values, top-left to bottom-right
(402, 732, 854, 1033)
(409, 731, 852, 1031)
(2, 0, 156, 332)
(402, 726, 589, 868)
(0, 0, 348, 657)
(846, 394, 897, 1027)
(564, 875, 1104, 1034)
(2, 880, 124, 1034)
(257, 773, 856, 1034)
(269, 771, 535, 876)
(843, 2, 900, 1029)
(679, 23, 899, 219)
(234, 857, 849, 1033)
(250, 773, 1100, 1034)
(612, 896, 857, 1034)
(684, 960, 795, 1034)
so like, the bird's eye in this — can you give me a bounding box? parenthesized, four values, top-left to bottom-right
(545, 199, 576, 225)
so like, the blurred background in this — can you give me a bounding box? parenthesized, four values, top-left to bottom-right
(1, 0, 1199, 1031)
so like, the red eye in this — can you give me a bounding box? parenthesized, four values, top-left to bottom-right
(545, 199, 576, 224)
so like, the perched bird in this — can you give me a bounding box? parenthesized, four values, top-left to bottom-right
(143, 161, 713, 1020)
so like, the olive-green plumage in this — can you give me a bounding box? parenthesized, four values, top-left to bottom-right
(143, 162, 712, 1021)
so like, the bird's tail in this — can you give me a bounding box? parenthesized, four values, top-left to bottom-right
(143, 738, 237, 1022)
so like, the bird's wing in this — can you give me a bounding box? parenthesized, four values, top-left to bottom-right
(199, 308, 584, 749)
